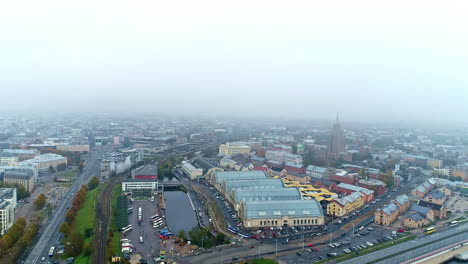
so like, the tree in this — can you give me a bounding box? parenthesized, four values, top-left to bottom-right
(84, 228, 93, 238)
(49, 165, 55, 173)
(65, 233, 84, 257)
(291, 144, 298, 154)
(177, 230, 186, 240)
(78, 161, 85, 173)
(214, 233, 226, 245)
(83, 242, 92, 256)
(59, 222, 71, 236)
(383, 169, 394, 188)
(34, 194, 46, 210)
(87, 176, 99, 190)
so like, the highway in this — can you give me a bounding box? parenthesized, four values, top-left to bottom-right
(340, 224, 468, 264)
(24, 148, 107, 264)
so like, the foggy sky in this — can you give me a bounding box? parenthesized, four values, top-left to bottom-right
(1, 0, 467, 123)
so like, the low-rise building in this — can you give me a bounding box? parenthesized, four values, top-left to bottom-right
(122, 179, 159, 196)
(284, 171, 310, 184)
(357, 179, 386, 196)
(418, 200, 447, 219)
(181, 161, 203, 180)
(219, 142, 251, 157)
(403, 213, 428, 228)
(221, 179, 284, 197)
(306, 165, 330, 179)
(327, 192, 364, 217)
(392, 195, 410, 214)
(0, 188, 17, 235)
(0, 153, 19, 165)
(131, 164, 158, 180)
(374, 203, 399, 226)
(211, 170, 267, 190)
(423, 191, 446, 205)
(411, 180, 435, 198)
(284, 162, 305, 174)
(265, 150, 302, 164)
(3, 169, 35, 192)
(337, 183, 374, 202)
(231, 188, 302, 211)
(22, 153, 67, 172)
(409, 204, 435, 222)
(1, 149, 40, 161)
(238, 199, 324, 228)
(220, 158, 237, 168)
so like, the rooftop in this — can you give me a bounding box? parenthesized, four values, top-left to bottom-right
(243, 199, 323, 219)
(233, 188, 302, 203)
(224, 179, 284, 193)
(426, 190, 446, 200)
(410, 204, 431, 216)
(338, 183, 374, 195)
(406, 212, 425, 222)
(215, 170, 267, 185)
(306, 165, 327, 173)
(24, 153, 66, 163)
(2, 149, 39, 155)
(4, 169, 34, 179)
(284, 162, 304, 169)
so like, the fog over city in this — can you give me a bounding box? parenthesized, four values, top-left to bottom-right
(1, 0, 467, 123)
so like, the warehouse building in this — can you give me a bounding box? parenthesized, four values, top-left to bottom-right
(211, 170, 267, 190)
(238, 199, 324, 228)
(231, 187, 302, 210)
(221, 178, 284, 197)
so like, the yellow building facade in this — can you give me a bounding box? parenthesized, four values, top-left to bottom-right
(327, 192, 364, 217)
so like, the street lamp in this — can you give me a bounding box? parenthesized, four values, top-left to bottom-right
(275, 238, 278, 257)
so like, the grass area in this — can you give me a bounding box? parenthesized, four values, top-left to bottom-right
(72, 184, 105, 264)
(60, 183, 73, 188)
(109, 184, 123, 260)
(314, 234, 416, 264)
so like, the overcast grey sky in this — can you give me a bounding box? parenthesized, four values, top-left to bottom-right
(1, 0, 467, 122)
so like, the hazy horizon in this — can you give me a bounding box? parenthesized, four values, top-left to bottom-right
(1, 0, 467, 123)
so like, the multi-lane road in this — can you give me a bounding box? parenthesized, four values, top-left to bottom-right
(24, 148, 106, 264)
(340, 224, 468, 264)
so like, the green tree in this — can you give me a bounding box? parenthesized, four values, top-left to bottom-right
(291, 144, 298, 154)
(122, 137, 131, 147)
(59, 222, 71, 236)
(383, 169, 394, 188)
(177, 230, 186, 240)
(87, 176, 99, 190)
(78, 161, 85, 173)
(214, 233, 226, 245)
(83, 242, 92, 256)
(65, 233, 84, 257)
(49, 165, 55, 173)
(34, 194, 46, 210)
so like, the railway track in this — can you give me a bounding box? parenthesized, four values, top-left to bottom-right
(93, 176, 123, 264)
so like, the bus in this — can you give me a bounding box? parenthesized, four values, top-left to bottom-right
(122, 226, 133, 233)
(150, 214, 159, 220)
(48, 246, 55, 257)
(138, 207, 143, 223)
(424, 227, 436, 234)
(449, 221, 459, 227)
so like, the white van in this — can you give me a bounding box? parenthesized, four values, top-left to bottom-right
(120, 239, 131, 243)
(139, 236, 144, 243)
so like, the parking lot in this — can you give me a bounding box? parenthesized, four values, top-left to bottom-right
(278, 225, 403, 264)
(124, 198, 163, 261)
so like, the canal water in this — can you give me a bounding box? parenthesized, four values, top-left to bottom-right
(164, 191, 198, 235)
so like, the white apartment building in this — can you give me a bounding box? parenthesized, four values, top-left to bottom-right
(0, 188, 17, 235)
